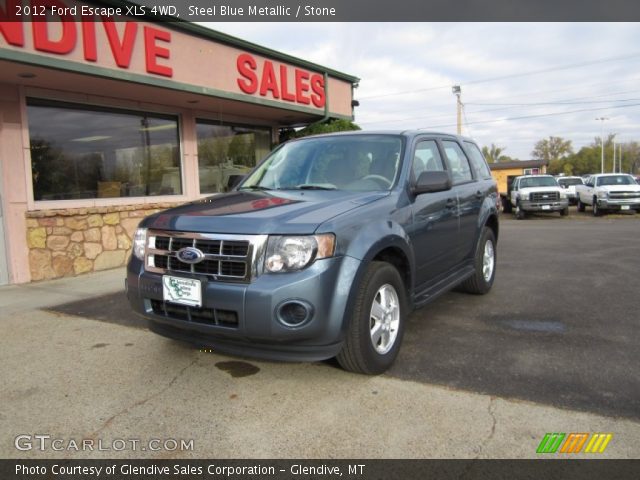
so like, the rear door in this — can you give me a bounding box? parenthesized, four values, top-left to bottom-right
(440, 140, 484, 263)
(409, 138, 459, 286)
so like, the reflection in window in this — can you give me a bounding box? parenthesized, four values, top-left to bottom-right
(27, 99, 181, 201)
(196, 121, 271, 193)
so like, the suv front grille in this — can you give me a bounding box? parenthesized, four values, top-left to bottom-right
(145, 231, 266, 283)
(530, 191, 559, 202)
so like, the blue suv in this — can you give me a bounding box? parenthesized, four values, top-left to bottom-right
(126, 131, 499, 374)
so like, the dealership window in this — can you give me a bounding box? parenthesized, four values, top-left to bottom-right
(196, 121, 271, 193)
(27, 99, 181, 201)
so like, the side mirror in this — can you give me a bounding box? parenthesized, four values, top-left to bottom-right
(412, 171, 452, 195)
(227, 174, 247, 191)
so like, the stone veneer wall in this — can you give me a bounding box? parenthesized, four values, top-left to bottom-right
(26, 203, 181, 281)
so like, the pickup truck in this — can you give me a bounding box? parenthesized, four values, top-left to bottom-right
(126, 131, 499, 374)
(576, 173, 640, 215)
(510, 174, 569, 219)
(556, 176, 584, 205)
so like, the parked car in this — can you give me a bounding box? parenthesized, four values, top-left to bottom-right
(510, 174, 569, 219)
(576, 173, 640, 215)
(126, 131, 499, 374)
(556, 176, 584, 205)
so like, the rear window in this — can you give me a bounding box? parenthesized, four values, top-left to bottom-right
(464, 142, 492, 179)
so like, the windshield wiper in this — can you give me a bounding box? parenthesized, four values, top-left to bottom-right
(291, 184, 338, 190)
(238, 185, 274, 191)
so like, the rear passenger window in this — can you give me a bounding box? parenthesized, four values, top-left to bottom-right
(412, 140, 445, 180)
(442, 141, 473, 184)
(464, 142, 492, 179)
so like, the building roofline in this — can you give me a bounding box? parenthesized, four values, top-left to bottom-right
(489, 159, 548, 170)
(98, 0, 360, 84)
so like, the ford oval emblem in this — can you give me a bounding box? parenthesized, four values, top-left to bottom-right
(176, 247, 205, 264)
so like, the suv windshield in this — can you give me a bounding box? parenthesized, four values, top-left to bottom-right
(596, 175, 635, 186)
(519, 176, 558, 188)
(239, 135, 404, 192)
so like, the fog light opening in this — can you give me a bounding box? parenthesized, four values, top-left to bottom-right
(277, 300, 314, 327)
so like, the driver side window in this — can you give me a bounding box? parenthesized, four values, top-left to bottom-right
(413, 140, 445, 180)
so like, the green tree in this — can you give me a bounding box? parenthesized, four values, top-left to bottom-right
(531, 136, 574, 163)
(481, 144, 510, 163)
(280, 118, 361, 142)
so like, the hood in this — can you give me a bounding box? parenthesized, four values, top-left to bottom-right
(520, 186, 562, 193)
(141, 190, 388, 235)
(599, 184, 640, 192)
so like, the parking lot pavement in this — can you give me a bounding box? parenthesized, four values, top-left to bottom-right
(1, 214, 639, 459)
(391, 213, 640, 420)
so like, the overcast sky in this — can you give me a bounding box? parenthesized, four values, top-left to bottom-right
(200, 22, 640, 159)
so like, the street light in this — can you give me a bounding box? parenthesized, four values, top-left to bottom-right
(595, 117, 609, 174)
(452, 85, 462, 135)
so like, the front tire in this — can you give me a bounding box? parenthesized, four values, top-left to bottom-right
(459, 227, 497, 295)
(337, 262, 407, 375)
(515, 203, 526, 220)
(593, 198, 603, 216)
(560, 207, 569, 217)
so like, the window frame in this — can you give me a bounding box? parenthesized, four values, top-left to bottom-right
(26, 97, 186, 210)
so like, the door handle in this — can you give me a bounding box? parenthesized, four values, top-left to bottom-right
(475, 190, 484, 199)
(445, 198, 456, 209)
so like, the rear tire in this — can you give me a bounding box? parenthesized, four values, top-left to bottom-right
(459, 227, 497, 295)
(502, 197, 512, 214)
(577, 199, 585, 212)
(336, 262, 407, 375)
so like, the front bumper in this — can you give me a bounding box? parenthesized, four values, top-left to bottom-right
(520, 199, 569, 212)
(126, 254, 361, 362)
(597, 198, 640, 211)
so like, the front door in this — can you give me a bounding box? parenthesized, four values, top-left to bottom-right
(408, 139, 459, 287)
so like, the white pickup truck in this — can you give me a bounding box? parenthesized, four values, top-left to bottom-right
(510, 174, 569, 219)
(576, 173, 640, 216)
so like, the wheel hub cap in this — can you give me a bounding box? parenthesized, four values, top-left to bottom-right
(482, 240, 495, 282)
(369, 284, 400, 355)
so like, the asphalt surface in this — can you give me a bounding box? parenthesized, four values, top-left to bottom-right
(48, 211, 640, 420)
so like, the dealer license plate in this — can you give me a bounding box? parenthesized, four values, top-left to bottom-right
(162, 276, 202, 307)
(621, 205, 630, 210)
(542, 205, 551, 210)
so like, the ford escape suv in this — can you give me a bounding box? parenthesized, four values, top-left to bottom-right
(126, 131, 499, 374)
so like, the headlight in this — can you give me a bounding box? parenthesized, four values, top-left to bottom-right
(265, 234, 335, 273)
(519, 192, 529, 200)
(559, 191, 567, 199)
(133, 228, 147, 260)
(597, 190, 608, 198)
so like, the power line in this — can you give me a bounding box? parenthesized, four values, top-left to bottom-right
(358, 95, 640, 126)
(358, 52, 640, 100)
(417, 102, 640, 130)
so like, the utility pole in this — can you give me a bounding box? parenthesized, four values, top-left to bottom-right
(452, 85, 462, 135)
(613, 140, 616, 173)
(595, 117, 609, 174)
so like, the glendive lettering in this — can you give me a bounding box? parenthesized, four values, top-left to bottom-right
(0, 0, 172, 77)
(237, 53, 326, 108)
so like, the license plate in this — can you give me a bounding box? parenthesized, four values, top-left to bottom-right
(162, 276, 202, 307)
(621, 205, 630, 210)
(542, 205, 551, 210)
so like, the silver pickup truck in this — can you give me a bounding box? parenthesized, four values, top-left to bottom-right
(576, 173, 640, 216)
